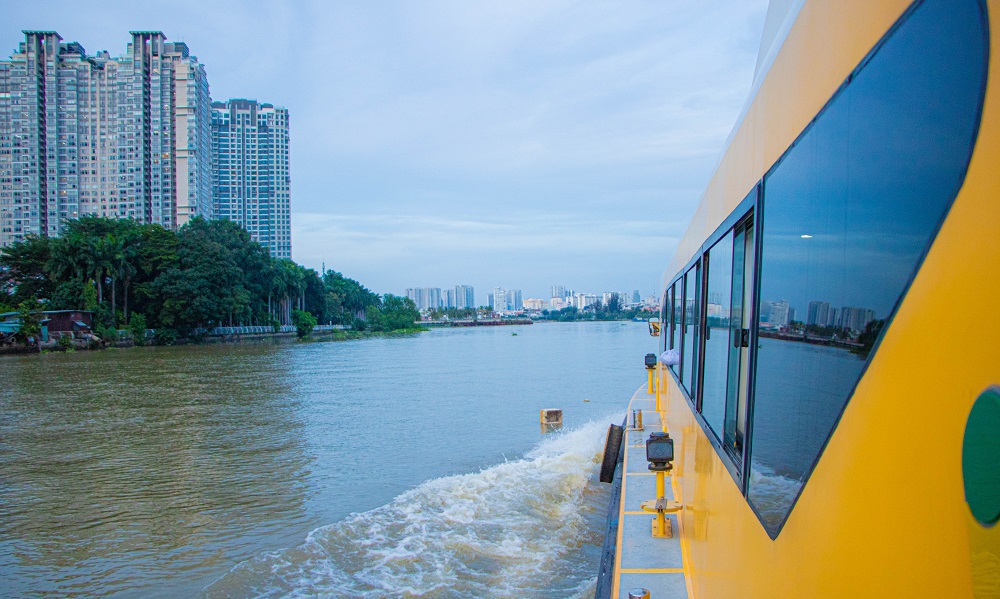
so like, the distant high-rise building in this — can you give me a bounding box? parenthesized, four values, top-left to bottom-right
(632, 290, 641, 304)
(575, 293, 599, 310)
(405, 287, 442, 311)
(492, 287, 507, 312)
(455, 285, 475, 309)
(523, 298, 546, 310)
(769, 300, 791, 326)
(0, 30, 212, 246)
(510, 289, 522, 311)
(442, 289, 455, 309)
(551, 285, 567, 299)
(211, 99, 291, 259)
(839, 306, 876, 332)
(491, 287, 522, 311)
(807, 301, 832, 326)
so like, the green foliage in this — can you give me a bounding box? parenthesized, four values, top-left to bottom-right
(0, 216, 398, 345)
(542, 306, 582, 322)
(427, 307, 477, 320)
(48, 279, 88, 311)
(128, 313, 148, 346)
(604, 292, 623, 314)
(0, 235, 54, 305)
(93, 304, 115, 330)
(153, 328, 178, 346)
(56, 334, 75, 352)
(536, 304, 656, 322)
(351, 317, 367, 332)
(368, 294, 420, 331)
(14, 300, 42, 346)
(323, 270, 379, 324)
(292, 309, 317, 338)
(81, 281, 99, 311)
(271, 319, 281, 333)
(855, 319, 886, 358)
(97, 325, 119, 343)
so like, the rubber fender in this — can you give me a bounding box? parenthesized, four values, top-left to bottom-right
(599, 423, 624, 483)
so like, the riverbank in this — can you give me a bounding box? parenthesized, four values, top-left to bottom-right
(0, 326, 429, 356)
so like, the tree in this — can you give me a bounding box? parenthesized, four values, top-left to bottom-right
(128, 313, 148, 346)
(0, 235, 54, 305)
(323, 270, 379, 323)
(48, 279, 88, 311)
(856, 319, 885, 357)
(604, 293, 623, 314)
(292, 309, 317, 338)
(14, 300, 42, 350)
(154, 218, 246, 332)
(377, 294, 420, 331)
(0, 214, 394, 344)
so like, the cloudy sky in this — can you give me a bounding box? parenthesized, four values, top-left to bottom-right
(2, 0, 768, 301)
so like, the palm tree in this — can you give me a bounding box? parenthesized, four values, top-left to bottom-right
(107, 232, 139, 324)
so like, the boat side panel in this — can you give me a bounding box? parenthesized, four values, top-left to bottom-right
(663, 0, 1000, 596)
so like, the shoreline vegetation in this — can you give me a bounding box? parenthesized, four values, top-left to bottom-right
(0, 216, 421, 353)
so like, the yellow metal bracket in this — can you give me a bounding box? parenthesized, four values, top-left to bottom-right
(641, 469, 681, 538)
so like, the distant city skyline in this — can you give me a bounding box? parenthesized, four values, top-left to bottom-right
(405, 281, 656, 311)
(404, 282, 657, 309)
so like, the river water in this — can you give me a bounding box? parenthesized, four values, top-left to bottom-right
(0, 321, 652, 598)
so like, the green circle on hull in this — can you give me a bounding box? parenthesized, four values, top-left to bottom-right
(963, 387, 1000, 526)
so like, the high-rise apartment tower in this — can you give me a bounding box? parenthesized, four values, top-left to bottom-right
(0, 31, 212, 247)
(211, 99, 291, 259)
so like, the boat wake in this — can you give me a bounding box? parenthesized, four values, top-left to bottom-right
(747, 463, 803, 531)
(202, 419, 620, 598)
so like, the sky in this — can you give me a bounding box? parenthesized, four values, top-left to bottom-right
(1, 0, 769, 301)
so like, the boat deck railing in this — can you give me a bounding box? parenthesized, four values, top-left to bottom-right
(598, 372, 691, 599)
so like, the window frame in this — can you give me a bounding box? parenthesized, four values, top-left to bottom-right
(667, 188, 758, 485)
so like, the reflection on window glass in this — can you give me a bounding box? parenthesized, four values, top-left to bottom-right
(702, 232, 733, 438)
(747, 0, 986, 536)
(670, 281, 681, 375)
(682, 264, 700, 398)
(661, 290, 669, 353)
(725, 218, 754, 459)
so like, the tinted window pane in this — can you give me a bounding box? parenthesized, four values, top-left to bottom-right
(670, 281, 681, 375)
(661, 290, 669, 353)
(725, 220, 754, 456)
(702, 232, 733, 438)
(748, 0, 986, 536)
(682, 264, 701, 398)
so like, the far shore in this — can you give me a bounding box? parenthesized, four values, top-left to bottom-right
(0, 326, 429, 356)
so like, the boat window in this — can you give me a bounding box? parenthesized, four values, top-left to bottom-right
(669, 280, 681, 375)
(724, 215, 754, 464)
(660, 289, 669, 353)
(746, 0, 987, 537)
(681, 263, 700, 399)
(701, 231, 733, 439)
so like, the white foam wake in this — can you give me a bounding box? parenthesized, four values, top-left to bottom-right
(203, 418, 621, 599)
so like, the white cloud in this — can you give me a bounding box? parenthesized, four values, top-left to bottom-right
(292, 212, 686, 297)
(1, 0, 769, 298)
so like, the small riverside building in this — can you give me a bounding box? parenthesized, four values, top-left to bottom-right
(0, 310, 94, 341)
